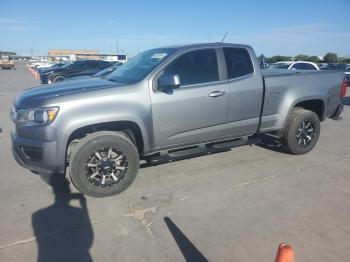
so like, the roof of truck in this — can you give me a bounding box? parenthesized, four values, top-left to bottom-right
(160, 42, 253, 50)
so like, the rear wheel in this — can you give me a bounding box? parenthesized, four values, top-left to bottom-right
(69, 131, 139, 197)
(282, 108, 320, 154)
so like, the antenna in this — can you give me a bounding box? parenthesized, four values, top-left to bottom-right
(221, 32, 228, 43)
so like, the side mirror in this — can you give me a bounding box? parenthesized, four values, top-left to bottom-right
(158, 73, 180, 91)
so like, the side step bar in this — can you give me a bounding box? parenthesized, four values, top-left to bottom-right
(145, 135, 261, 165)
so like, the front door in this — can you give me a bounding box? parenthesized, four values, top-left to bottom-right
(150, 48, 230, 149)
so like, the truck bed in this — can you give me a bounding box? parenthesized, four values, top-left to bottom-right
(259, 69, 344, 132)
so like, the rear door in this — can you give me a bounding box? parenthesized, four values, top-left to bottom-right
(150, 48, 230, 148)
(223, 47, 264, 136)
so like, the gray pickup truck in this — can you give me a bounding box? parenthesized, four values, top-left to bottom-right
(10, 43, 347, 197)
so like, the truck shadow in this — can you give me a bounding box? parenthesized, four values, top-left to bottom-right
(32, 175, 93, 262)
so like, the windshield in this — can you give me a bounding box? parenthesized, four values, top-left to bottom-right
(106, 48, 176, 84)
(270, 63, 291, 69)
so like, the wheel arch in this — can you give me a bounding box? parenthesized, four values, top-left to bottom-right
(66, 121, 145, 161)
(272, 97, 326, 136)
(294, 99, 325, 121)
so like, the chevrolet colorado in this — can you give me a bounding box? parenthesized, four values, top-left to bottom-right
(10, 43, 347, 197)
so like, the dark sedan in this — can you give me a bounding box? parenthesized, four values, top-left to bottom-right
(40, 60, 112, 84)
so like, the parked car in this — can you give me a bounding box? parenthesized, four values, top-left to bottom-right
(65, 63, 122, 82)
(38, 63, 66, 74)
(10, 43, 346, 197)
(40, 60, 112, 84)
(0, 55, 15, 70)
(30, 62, 50, 69)
(269, 61, 320, 70)
(36, 63, 55, 69)
(321, 63, 349, 71)
(345, 65, 350, 84)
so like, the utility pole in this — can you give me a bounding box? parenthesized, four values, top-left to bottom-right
(116, 40, 119, 54)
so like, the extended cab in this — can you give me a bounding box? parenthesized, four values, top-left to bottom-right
(10, 43, 347, 197)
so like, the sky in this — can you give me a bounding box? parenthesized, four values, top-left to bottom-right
(0, 0, 349, 57)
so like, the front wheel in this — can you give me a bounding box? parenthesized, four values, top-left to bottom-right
(282, 108, 320, 155)
(53, 75, 66, 82)
(69, 131, 139, 197)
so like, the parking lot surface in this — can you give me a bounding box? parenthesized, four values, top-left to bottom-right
(0, 62, 350, 261)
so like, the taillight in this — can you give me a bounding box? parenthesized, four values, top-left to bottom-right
(341, 78, 348, 98)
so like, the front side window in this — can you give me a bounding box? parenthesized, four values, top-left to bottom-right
(163, 49, 219, 86)
(71, 61, 85, 70)
(223, 48, 253, 79)
(85, 61, 100, 69)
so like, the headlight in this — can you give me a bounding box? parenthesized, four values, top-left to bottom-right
(10, 107, 59, 126)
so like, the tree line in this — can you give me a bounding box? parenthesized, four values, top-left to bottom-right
(0, 51, 17, 56)
(260, 53, 350, 64)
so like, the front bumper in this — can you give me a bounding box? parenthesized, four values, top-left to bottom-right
(11, 130, 66, 174)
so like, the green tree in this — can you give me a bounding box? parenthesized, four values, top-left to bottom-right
(266, 55, 293, 64)
(295, 54, 309, 61)
(323, 53, 338, 63)
(307, 56, 320, 63)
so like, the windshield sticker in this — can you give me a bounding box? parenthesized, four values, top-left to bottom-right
(151, 53, 168, 59)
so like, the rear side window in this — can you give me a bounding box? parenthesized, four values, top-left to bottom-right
(291, 63, 304, 70)
(163, 49, 219, 86)
(303, 63, 317, 70)
(292, 63, 316, 70)
(223, 48, 254, 79)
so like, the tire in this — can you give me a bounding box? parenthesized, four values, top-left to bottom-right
(282, 108, 320, 155)
(53, 75, 66, 82)
(69, 131, 139, 197)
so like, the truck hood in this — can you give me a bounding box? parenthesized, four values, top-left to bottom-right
(15, 78, 123, 109)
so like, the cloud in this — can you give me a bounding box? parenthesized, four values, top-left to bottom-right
(107, 20, 119, 24)
(0, 17, 37, 32)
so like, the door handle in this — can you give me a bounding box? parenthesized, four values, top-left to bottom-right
(208, 91, 225, 97)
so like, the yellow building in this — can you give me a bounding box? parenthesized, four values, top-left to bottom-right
(48, 49, 100, 60)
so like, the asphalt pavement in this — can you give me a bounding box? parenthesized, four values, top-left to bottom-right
(0, 62, 349, 262)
